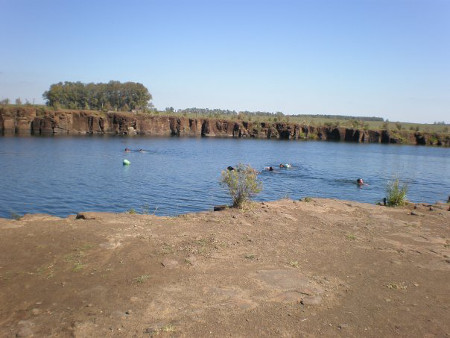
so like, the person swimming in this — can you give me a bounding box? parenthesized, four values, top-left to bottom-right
(357, 178, 367, 186)
(124, 147, 131, 152)
(264, 166, 274, 171)
(279, 163, 291, 168)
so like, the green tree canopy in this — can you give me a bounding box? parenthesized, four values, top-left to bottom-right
(43, 81, 152, 111)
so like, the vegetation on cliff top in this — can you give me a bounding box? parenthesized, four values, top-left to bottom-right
(168, 108, 448, 134)
(0, 102, 449, 137)
(1, 79, 448, 134)
(42, 81, 152, 111)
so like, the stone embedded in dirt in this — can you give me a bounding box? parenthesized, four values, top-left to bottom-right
(185, 256, 197, 266)
(202, 286, 258, 310)
(144, 327, 157, 334)
(301, 295, 323, 305)
(99, 240, 121, 249)
(256, 269, 323, 293)
(161, 259, 179, 268)
(75, 212, 98, 220)
(256, 269, 324, 305)
(16, 320, 34, 337)
(31, 308, 41, 315)
(111, 310, 126, 319)
(276, 291, 303, 303)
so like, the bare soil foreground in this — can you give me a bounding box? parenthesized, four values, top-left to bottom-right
(1, 199, 449, 337)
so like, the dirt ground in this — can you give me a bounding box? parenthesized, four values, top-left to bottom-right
(0, 198, 449, 337)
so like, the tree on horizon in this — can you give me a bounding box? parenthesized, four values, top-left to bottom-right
(43, 81, 152, 111)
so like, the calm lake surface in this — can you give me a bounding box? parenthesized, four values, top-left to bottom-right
(0, 136, 449, 218)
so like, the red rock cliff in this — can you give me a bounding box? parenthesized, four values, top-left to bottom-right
(0, 107, 448, 146)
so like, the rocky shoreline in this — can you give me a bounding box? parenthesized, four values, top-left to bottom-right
(1, 107, 449, 146)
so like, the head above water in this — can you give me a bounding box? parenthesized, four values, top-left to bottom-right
(357, 178, 364, 185)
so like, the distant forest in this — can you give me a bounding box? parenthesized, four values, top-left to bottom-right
(172, 107, 384, 122)
(43, 81, 152, 111)
(4, 79, 385, 122)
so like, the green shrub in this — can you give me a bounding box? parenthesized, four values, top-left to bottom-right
(10, 212, 21, 220)
(220, 164, 262, 208)
(386, 179, 408, 206)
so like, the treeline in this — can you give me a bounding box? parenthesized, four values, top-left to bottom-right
(172, 107, 383, 122)
(43, 81, 152, 111)
(173, 107, 239, 116)
(174, 107, 286, 117)
(291, 114, 383, 122)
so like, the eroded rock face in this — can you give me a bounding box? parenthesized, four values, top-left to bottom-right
(0, 107, 448, 146)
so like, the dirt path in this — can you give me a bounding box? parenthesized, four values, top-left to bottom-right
(1, 199, 449, 337)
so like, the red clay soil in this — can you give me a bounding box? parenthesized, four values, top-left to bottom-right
(0, 198, 449, 337)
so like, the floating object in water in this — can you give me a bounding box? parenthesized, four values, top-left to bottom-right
(123, 159, 131, 166)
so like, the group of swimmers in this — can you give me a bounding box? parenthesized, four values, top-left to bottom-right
(227, 163, 293, 173)
(227, 164, 367, 186)
(263, 164, 292, 171)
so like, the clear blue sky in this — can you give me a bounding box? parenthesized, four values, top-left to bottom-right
(1, 0, 449, 123)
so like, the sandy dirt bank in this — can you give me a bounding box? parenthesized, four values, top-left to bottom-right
(0, 198, 449, 337)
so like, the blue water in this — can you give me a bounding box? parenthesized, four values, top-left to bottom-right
(0, 136, 449, 218)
